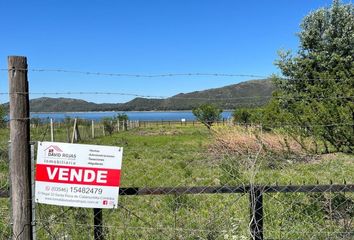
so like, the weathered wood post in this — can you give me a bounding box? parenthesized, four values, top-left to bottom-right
(8, 56, 33, 240)
(50, 118, 54, 141)
(92, 120, 95, 138)
(71, 118, 81, 143)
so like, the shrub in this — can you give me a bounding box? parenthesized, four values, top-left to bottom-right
(192, 104, 222, 129)
(102, 117, 115, 135)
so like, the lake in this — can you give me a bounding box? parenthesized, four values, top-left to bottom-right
(31, 111, 233, 122)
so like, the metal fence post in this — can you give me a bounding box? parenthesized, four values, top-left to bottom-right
(249, 186, 263, 240)
(94, 208, 103, 240)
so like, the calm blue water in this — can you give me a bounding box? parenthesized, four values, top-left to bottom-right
(31, 111, 233, 122)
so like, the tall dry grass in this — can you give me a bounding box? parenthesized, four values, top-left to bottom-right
(210, 126, 315, 164)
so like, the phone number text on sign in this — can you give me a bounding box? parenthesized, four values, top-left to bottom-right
(35, 142, 123, 209)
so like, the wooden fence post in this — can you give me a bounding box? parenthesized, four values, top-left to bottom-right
(92, 120, 95, 138)
(71, 118, 77, 143)
(71, 118, 81, 143)
(8, 56, 33, 240)
(50, 118, 54, 141)
(249, 186, 263, 240)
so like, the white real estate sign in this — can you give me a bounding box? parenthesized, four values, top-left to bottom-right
(35, 141, 123, 209)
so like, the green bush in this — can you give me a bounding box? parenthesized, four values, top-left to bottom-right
(192, 104, 222, 129)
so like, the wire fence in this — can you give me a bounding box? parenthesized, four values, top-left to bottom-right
(0, 67, 353, 81)
(1, 91, 353, 100)
(0, 120, 353, 239)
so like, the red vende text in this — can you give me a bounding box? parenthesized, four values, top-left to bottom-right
(36, 164, 121, 187)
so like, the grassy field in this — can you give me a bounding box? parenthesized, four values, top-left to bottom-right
(0, 123, 353, 239)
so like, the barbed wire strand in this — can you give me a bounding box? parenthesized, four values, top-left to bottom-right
(0, 68, 266, 78)
(0, 67, 353, 81)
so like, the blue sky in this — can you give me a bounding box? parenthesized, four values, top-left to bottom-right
(0, 0, 345, 103)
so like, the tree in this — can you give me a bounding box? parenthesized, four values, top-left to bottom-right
(192, 104, 222, 129)
(233, 108, 252, 126)
(30, 117, 42, 128)
(116, 113, 129, 131)
(102, 113, 129, 135)
(116, 113, 128, 121)
(102, 117, 115, 135)
(271, 0, 354, 152)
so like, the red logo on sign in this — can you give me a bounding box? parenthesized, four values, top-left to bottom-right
(45, 145, 63, 153)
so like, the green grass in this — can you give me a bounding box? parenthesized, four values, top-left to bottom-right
(0, 123, 353, 239)
(82, 126, 216, 187)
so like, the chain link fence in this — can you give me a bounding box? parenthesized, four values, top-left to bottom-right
(0, 121, 353, 239)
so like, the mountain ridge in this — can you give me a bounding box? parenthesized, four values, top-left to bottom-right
(2, 79, 275, 112)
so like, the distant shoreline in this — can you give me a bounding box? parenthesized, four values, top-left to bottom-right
(28, 110, 234, 122)
(30, 110, 193, 114)
(30, 109, 234, 114)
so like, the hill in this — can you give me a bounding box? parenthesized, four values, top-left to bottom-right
(2, 79, 275, 112)
(164, 79, 273, 110)
(118, 79, 274, 110)
(2, 97, 121, 112)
